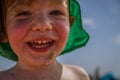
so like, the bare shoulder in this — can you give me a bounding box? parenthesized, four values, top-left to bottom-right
(0, 71, 4, 77)
(0, 70, 12, 80)
(0, 71, 6, 80)
(62, 64, 90, 80)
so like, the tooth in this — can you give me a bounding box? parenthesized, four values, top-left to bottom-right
(44, 45, 47, 47)
(43, 40, 46, 43)
(31, 41, 34, 43)
(38, 46, 41, 48)
(47, 40, 50, 43)
(33, 45, 36, 48)
(40, 45, 43, 48)
(43, 45, 46, 48)
(46, 40, 49, 43)
(47, 44, 49, 47)
(38, 41, 42, 44)
(36, 46, 39, 48)
(31, 40, 53, 44)
(34, 41, 37, 43)
(45, 40, 48, 43)
(49, 40, 52, 42)
(43, 45, 45, 48)
(46, 40, 48, 43)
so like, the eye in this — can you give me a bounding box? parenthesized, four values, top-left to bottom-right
(15, 11, 32, 21)
(16, 11, 32, 17)
(49, 10, 63, 16)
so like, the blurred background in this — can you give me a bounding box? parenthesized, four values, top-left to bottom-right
(58, 0, 120, 79)
(0, 0, 120, 80)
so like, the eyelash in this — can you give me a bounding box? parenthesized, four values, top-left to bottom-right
(15, 11, 32, 21)
(16, 11, 32, 20)
(16, 11, 32, 17)
(49, 10, 64, 16)
(15, 10, 64, 19)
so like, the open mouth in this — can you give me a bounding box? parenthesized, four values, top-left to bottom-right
(26, 40, 55, 52)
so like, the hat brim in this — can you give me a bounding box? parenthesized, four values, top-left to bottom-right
(61, 0, 89, 55)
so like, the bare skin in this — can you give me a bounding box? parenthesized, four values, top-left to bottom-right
(0, 61, 90, 80)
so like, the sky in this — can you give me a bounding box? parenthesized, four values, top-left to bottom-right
(0, 0, 120, 78)
(58, 0, 120, 78)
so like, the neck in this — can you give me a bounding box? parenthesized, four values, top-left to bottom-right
(9, 60, 62, 80)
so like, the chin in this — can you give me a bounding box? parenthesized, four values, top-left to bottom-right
(23, 52, 57, 67)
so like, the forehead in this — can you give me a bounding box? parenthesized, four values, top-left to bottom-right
(9, 0, 68, 6)
(8, 0, 68, 10)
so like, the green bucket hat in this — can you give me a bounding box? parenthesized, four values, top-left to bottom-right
(61, 0, 89, 54)
(0, 0, 89, 61)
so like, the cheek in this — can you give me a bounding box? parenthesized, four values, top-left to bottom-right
(7, 27, 23, 43)
(54, 21, 70, 53)
(6, 22, 28, 55)
(54, 22, 70, 54)
(6, 17, 31, 34)
(6, 20, 30, 40)
(6, 22, 29, 51)
(55, 21, 70, 40)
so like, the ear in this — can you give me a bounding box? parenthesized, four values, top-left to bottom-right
(1, 33, 8, 43)
(69, 16, 75, 27)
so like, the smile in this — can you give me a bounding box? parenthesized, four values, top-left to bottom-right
(26, 40, 55, 52)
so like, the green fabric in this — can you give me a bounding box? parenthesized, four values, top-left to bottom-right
(0, 0, 89, 61)
(0, 43, 18, 61)
(61, 0, 89, 54)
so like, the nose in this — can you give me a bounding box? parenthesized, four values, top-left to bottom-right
(31, 16, 53, 32)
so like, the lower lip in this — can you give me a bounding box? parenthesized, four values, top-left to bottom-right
(27, 43, 55, 53)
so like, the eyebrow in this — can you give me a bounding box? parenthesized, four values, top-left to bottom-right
(14, 0, 33, 5)
(8, 0, 31, 12)
(51, 0, 67, 4)
(11, 0, 67, 5)
(48, 0, 68, 8)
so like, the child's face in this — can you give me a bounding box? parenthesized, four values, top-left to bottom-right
(5, 0, 70, 65)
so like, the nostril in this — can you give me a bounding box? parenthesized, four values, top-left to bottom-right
(31, 27, 39, 31)
(47, 25, 53, 31)
(31, 25, 53, 32)
(31, 21, 53, 32)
